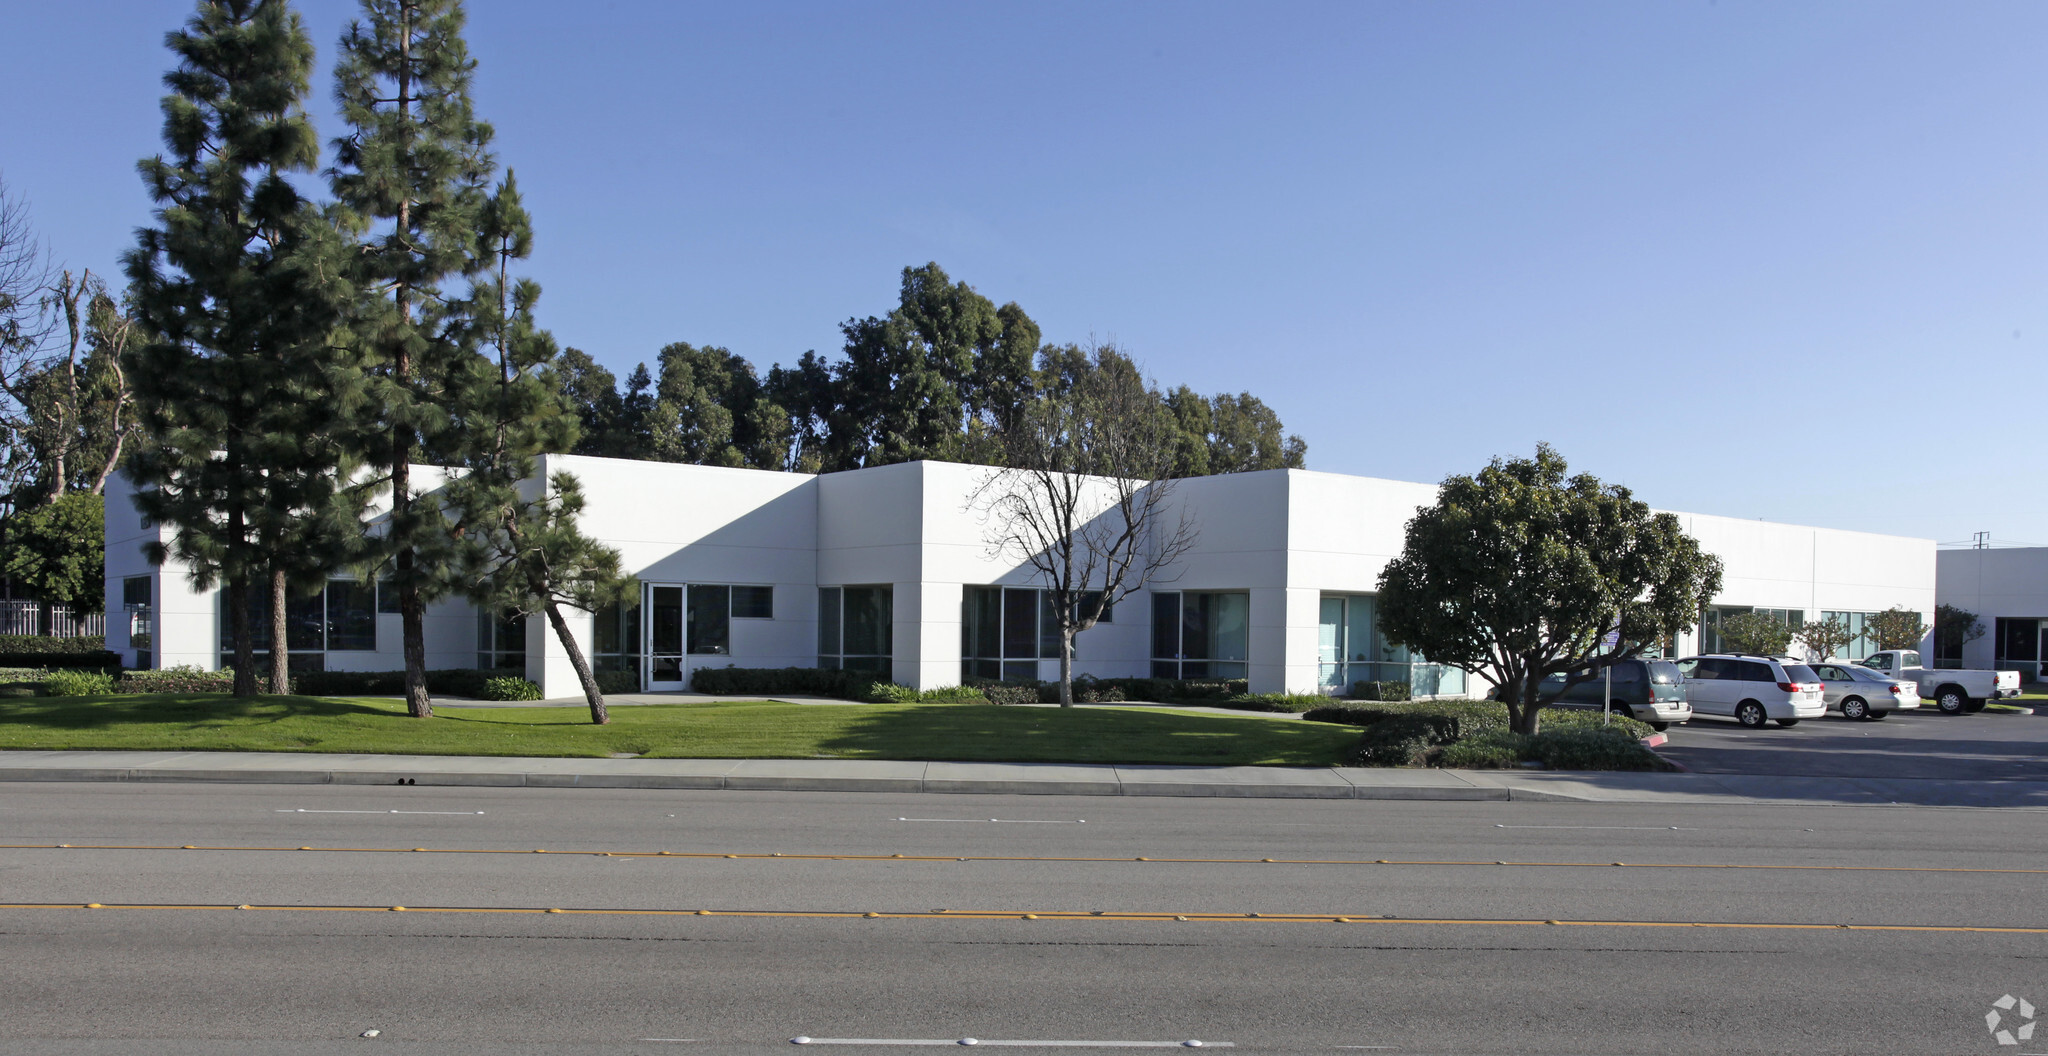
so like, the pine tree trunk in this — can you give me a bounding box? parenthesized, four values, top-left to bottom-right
(269, 567, 289, 695)
(1059, 628, 1075, 707)
(393, 407, 431, 718)
(228, 572, 256, 699)
(545, 599, 608, 725)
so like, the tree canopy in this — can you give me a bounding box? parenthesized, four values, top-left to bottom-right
(549, 262, 1308, 479)
(1376, 444, 1724, 734)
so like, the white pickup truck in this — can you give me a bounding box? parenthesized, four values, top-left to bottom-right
(1852, 651, 2021, 714)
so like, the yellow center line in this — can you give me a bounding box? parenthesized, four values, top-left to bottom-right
(2, 843, 2043, 876)
(2, 901, 2042, 934)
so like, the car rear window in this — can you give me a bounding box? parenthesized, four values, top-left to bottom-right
(1781, 664, 1819, 683)
(1738, 661, 1775, 682)
(1648, 660, 1682, 684)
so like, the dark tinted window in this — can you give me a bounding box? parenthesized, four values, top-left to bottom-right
(1648, 660, 1682, 684)
(1781, 664, 1818, 683)
(732, 585, 773, 619)
(1610, 662, 1642, 684)
(1690, 658, 1724, 681)
(1738, 661, 1774, 682)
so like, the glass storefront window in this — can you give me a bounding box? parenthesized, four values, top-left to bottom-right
(1316, 592, 1467, 697)
(1150, 591, 1249, 679)
(821, 585, 892, 681)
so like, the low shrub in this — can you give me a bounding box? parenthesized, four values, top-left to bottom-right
(44, 669, 116, 696)
(1538, 707, 1656, 740)
(1348, 713, 1457, 767)
(1307, 699, 1511, 740)
(292, 670, 405, 696)
(978, 681, 1040, 706)
(0, 683, 47, 699)
(594, 669, 638, 696)
(1029, 676, 1127, 704)
(1523, 726, 1672, 772)
(1219, 692, 1336, 713)
(863, 682, 919, 703)
(479, 676, 544, 702)
(914, 685, 985, 702)
(1436, 730, 1529, 769)
(1351, 680, 1411, 702)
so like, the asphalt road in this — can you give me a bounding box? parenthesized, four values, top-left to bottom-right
(2, 783, 2044, 1055)
(1657, 702, 2048, 780)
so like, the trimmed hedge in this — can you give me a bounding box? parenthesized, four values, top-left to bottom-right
(0, 635, 107, 654)
(1218, 692, 1337, 714)
(287, 668, 529, 698)
(594, 669, 638, 696)
(1351, 680, 1411, 702)
(118, 667, 237, 693)
(0, 650, 121, 671)
(1318, 698, 1666, 771)
(1523, 726, 1670, 771)
(691, 665, 876, 698)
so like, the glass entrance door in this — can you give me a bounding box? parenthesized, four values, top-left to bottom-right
(647, 585, 686, 689)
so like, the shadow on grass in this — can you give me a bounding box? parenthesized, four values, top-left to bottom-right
(815, 703, 1356, 766)
(0, 693, 395, 731)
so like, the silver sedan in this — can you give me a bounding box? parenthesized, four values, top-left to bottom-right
(1810, 661, 1920, 720)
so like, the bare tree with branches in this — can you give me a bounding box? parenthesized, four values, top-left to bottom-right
(971, 343, 1198, 706)
(0, 176, 59, 507)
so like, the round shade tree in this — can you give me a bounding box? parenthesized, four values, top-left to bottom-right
(1377, 444, 1724, 735)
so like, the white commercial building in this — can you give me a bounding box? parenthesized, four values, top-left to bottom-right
(1934, 547, 2048, 682)
(104, 456, 1937, 699)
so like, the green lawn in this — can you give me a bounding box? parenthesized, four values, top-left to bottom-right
(0, 694, 1360, 766)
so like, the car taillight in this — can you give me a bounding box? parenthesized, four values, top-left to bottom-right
(1778, 682, 1799, 691)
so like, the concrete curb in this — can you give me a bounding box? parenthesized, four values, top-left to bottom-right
(2, 752, 2045, 806)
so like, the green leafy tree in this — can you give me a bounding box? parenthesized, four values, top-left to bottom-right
(971, 344, 1198, 706)
(1718, 611, 1795, 655)
(1376, 445, 1723, 734)
(126, 0, 359, 697)
(444, 173, 629, 723)
(330, 0, 499, 717)
(1934, 604, 1985, 661)
(1867, 606, 1930, 651)
(645, 342, 789, 470)
(1796, 615, 1858, 661)
(1, 492, 105, 612)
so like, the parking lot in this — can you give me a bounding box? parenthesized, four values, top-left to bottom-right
(1656, 701, 2048, 781)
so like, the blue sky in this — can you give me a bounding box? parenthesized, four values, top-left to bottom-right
(4, 1, 2044, 543)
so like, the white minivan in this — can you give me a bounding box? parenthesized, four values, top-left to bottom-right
(1673, 654, 1827, 729)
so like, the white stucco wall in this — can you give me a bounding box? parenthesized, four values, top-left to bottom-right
(1936, 547, 2048, 671)
(104, 456, 1942, 699)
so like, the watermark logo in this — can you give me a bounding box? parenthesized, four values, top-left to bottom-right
(1988, 995, 2037, 1047)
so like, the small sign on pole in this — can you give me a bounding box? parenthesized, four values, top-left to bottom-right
(1600, 623, 1620, 725)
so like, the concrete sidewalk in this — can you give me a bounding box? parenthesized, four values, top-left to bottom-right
(2, 749, 2045, 807)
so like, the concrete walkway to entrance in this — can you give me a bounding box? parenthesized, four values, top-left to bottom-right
(2, 748, 2044, 808)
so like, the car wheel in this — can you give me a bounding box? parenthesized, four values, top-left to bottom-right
(1776, 718, 1801, 727)
(1869, 710, 1889, 720)
(1963, 698, 1987, 714)
(1735, 701, 1768, 729)
(1935, 686, 1968, 715)
(1839, 697, 1868, 721)
(1650, 721, 1670, 732)
(1612, 702, 1634, 721)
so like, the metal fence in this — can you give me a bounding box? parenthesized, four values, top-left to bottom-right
(0, 600, 106, 639)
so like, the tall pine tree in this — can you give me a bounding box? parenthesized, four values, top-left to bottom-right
(330, 0, 496, 717)
(445, 174, 630, 724)
(126, 0, 361, 698)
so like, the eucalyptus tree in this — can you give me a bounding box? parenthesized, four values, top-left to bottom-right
(126, 0, 362, 697)
(330, 0, 498, 717)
